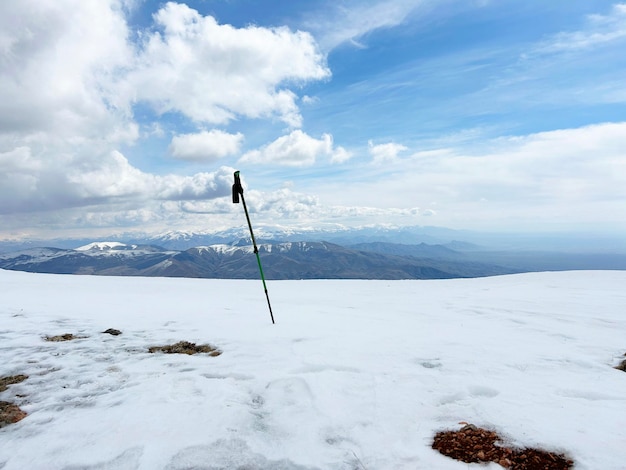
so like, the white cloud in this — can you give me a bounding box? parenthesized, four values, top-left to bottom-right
(169, 130, 244, 161)
(0, 0, 411, 237)
(0, 1, 330, 142)
(458, 3, 626, 115)
(306, 0, 425, 51)
(125, 2, 330, 127)
(2, 2, 624, 237)
(155, 168, 234, 201)
(368, 140, 408, 163)
(423, 122, 626, 205)
(301, 95, 319, 105)
(0, 140, 236, 215)
(240, 130, 351, 167)
(530, 3, 626, 55)
(0, 1, 332, 237)
(330, 146, 353, 164)
(322, 122, 626, 230)
(242, 188, 421, 224)
(0, 0, 133, 141)
(67, 156, 235, 204)
(0, 0, 142, 217)
(5, 122, 624, 236)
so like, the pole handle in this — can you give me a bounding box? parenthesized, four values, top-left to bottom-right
(232, 171, 242, 203)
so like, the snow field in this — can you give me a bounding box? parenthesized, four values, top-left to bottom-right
(1, 269, 625, 469)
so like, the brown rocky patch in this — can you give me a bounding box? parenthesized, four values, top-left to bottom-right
(432, 423, 573, 469)
(148, 340, 221, 356)
(0, 401, 27, 428)
(0, 375, 28, 393)
(44, 333, 85, 342)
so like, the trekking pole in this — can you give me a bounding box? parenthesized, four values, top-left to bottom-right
(232, 171, 275, 324)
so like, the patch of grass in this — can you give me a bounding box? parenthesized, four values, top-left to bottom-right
(44, 333, 85, 342)
(0, 375, 28, 393)
(148, 340, 222, 356)
(0, 401, 27, 428)
(432, 423, 574, 469)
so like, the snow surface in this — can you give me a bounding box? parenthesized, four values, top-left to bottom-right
(193, 244, 251, 255)
(76, 242, 128, 251)
(191, 242, 320, 256)
(1, 269, 625, 469)
(0, 248, 66, 262)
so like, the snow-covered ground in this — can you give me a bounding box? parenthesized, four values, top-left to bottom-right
(1, 269, 625, 469)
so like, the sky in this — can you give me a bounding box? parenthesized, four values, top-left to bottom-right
(1, 0, 625, 240)
(2, 269, 626, 468)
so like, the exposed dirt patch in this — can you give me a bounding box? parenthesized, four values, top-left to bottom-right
(0, 401, 27, 428)
(0, 375, 28, 393)
(148, 340, 222, 356)
(614, 353, 626, 372)
(102, 328, 122, 336)
(432, 423, 574, 469)
(44, 333, 86, 342)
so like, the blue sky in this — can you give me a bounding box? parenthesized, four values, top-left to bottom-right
(1, 0, 625, 239)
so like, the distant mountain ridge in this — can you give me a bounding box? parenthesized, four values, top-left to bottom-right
(0, 226, 460, 253)
(130, 226, 477, 251)
(2, 225, 626, 279)
(0, 240, 514, 280)
(3, 224, 626, 254)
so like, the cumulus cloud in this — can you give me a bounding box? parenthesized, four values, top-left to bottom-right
(0, 1, 334, 237)
(0, 0, 133, 141)
(0, 0, 140, 217)
(330, 146, 353, 164)
(0, 141, 235, 214)
(242, 188, 420, 223)
(240, 130, 351, 167)
(0, 1, 329, 139)
(169, 130, 244, 161)
(74, 158, 234, 205)
(368, 140, 408, 163)
(155, 168, 234, 201)
(125, 2, 330, 127)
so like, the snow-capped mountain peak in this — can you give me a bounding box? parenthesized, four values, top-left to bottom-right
(75, 242, 129, 251)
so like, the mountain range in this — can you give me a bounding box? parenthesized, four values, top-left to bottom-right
(2, 235, 625, 280)
(0, 241, 512, 280)
(3, 224, 626, 254)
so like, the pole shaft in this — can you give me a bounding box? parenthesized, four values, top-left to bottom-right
(240, 192, 275, 324)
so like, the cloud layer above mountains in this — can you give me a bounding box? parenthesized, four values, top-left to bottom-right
(1, 1, 625, 239)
